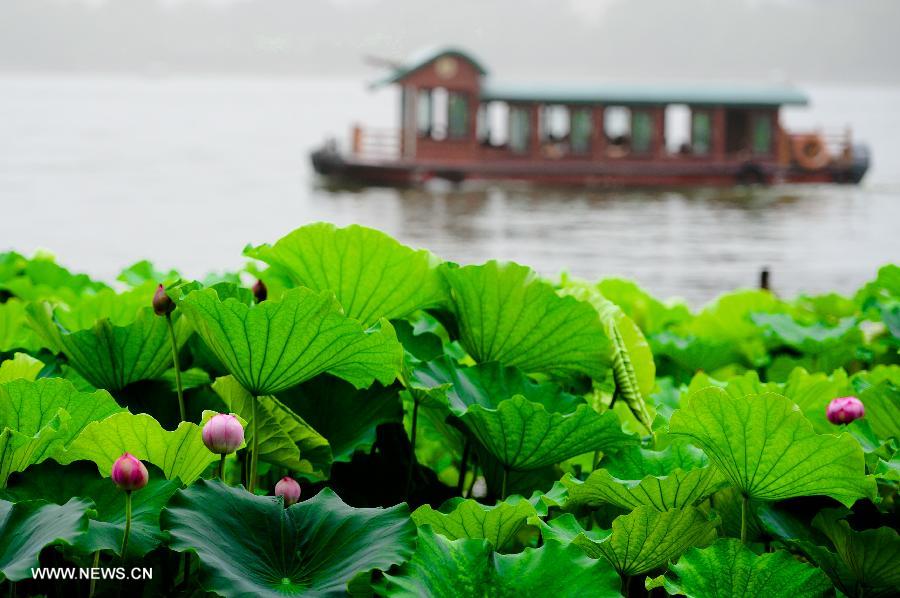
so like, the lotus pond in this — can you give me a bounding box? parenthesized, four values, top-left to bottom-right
(0, 222, 897, 597)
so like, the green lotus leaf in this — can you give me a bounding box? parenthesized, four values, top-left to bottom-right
(596, 277, 692, 335)
(411, 498, 537, 549)
(562, 444, 725, 511)
(0, 378, 123, 485)
(0, 497, 93, 582)
(3, 461, 178, 558)
(160, 480, 416, 597)
(26, 287, 192, 391)
(858, 381, 900, 443)
(0, 252, 108, 304)
(245, 222, 448, 327)
(561, 278, 656, 431)
(669, 387, 876, 506)
(0, 300, 41, 353)
(212, 375, 331, 478)
(462, 394, 635, 472)
(645, 538, 832, 597)
(441, 261, 611, 379)
(539, 506, 719, 576)
(378, 526, 621, 598)
(410, 357, 583, 415)
(792, 510, 900, 598)
(278, 375, 402, 463)
(180, 285, 402, 396)
(0, 352, 44, 383)
(57, 411, 217, 485)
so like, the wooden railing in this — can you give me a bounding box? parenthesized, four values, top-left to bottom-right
(351, 125, 400, 159)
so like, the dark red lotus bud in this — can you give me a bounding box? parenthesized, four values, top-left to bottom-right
(152, 284, 175, 316)
(252, 279, 267, 303)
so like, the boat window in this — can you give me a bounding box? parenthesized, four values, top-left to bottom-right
(692, 111, 711, 155)
(570, 108, 592, 155)
(509, 105, 531, 155)
(541, 105, 570, 141)
(416, 89, 432, 137)
(431, 87, 448, 140)
(448, 91, 469, 139)
(485, 102, 509, 146)
(632, 110, 653, 154)
(752, 113, 773, 155)
(604, 106, 631, 156)
(665, 104, 691, 154)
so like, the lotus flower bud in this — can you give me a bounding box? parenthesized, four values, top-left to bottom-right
(111, 453, 149, 491)
(252, 279, 267, 303)
(152, 284, 175, 316)
(274, 476, 301, 507)
(826, 396, 865, 425)
(202, 413, 244, 455)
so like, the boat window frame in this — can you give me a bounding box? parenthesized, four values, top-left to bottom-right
(631, 108, 654, 155)
(509, 104, 531, 155)
(691, 109, 712, 156)
(751, 111, 774, 156)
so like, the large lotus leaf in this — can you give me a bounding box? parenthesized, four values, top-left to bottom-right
(751, 312, 862, 355)
(245, 222, 448, 327)
(441, 261, 611, 379)
(669, 388, 876, 506)
(278, 375, 402, 463)
(562, 444, 724, 511)
(0, 353, 44, 383)
(857, 381, 900, 443)
(26, 299, 191, 392)
(0, 497, 93, 581)
(57, 411, 217, 485)
(378, 526, 621, 598)
(792, 511, 900, 597)
(212, 376, 331, 478)
(161, 480, 416, 597)
(180, 286, 402, 396)
(645, 538, 832, 597)
(0, 253, 108, 304)
(539, 506, 719, 576)
(0, 300, 41, 353)
(410, 357, 583, 415)
(0, 378, 123, 485)
(411, 498, 537, 549)
(3, 461, 178, 558)
(461, 394, 635, 471)
(561, 278, 655, 431)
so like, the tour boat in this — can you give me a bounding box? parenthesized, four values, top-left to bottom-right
(311, 47, 869, 187)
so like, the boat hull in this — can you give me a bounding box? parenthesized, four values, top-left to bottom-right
(310, 146, 869, 188)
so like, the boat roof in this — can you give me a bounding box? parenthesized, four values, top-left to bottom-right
(481, 80, 809, 107)
(377, 46, 488, 85)
(374, 46, 808, 107)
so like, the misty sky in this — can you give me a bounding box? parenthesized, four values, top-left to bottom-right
(0, 0, 898, 83)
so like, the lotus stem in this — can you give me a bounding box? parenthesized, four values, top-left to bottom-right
(740, 493, 749, 545)
(465, 465, 479, 498)
(182, 554, 191, 589)
(121, 491, 132, 559)
(88, 551, 99, 597)
(404, 392, 420, 500)
(248, 396, 259, 494)
(501, 466, 509, 500)
(218, 454, 226, 482)
(165, 313, 186, 422)
(456, 440, 470, 496)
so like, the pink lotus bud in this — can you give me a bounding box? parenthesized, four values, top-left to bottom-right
(202, 413, 244, 455)
(152, 284, 175, 316)
(252, 279, 267, 303)
(111, 453, 149, 491)
(826, 396, 865, 425)
(274, 476, 301, 507)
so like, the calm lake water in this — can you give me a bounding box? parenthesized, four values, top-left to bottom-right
(0, 75, 898, 305)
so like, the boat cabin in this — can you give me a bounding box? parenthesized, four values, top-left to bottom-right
(312, 46, 868, 186)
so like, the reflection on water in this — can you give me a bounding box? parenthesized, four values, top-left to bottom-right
(0, 75, 897, 306)
(307, 181, 897, 304)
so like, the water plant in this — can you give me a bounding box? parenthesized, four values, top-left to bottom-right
(0, 225, 895, 597)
